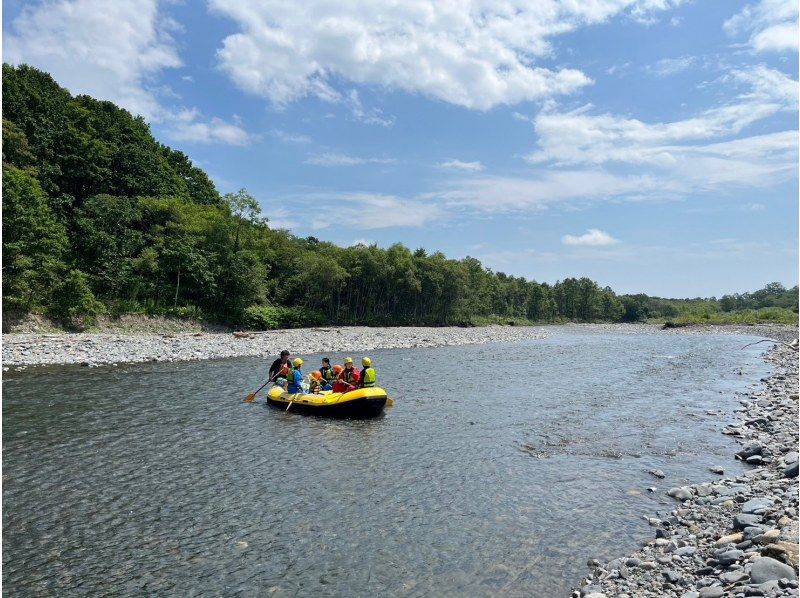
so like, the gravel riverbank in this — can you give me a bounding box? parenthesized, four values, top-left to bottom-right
(2, 325, 549, 368)
(574, 340, 799, 598)
(3, 322, 796, 369)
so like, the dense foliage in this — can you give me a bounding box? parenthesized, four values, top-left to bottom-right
(2, 64, 798, 328)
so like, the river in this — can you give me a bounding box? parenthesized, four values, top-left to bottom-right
(2, 327, 772, 596)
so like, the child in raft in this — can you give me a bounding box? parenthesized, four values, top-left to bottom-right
(308, 371, 324, 394)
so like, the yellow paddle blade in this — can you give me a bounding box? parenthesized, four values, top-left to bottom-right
(244, 393, 257, 403)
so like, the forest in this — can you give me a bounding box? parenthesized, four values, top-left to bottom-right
(3, 64, 798, 329)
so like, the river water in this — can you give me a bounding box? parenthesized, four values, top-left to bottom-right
(3, 327, 772, 596)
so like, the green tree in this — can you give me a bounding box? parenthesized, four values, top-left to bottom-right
(2, 165, 69, 309)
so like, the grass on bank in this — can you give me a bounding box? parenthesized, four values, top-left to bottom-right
(652, 307, 798, 327)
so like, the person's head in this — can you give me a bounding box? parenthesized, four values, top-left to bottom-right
(322, 357, 330, 367)
(293, 357, 303, 368)
(333, 365, 343, 375)
(362, 357, 372, 367)
(344, 357, 353, 369)
(311, 370, 322, 381)
(280, 350, 290, 362)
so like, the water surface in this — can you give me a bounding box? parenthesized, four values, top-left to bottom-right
(3, 327, 771, 596)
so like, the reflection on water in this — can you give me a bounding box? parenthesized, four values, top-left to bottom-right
(3, 328, 770, 596)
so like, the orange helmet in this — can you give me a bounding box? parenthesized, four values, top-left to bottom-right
(311, 370, 322, 380)
(332, 364, 343, 374)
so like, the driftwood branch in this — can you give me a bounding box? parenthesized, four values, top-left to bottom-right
(740, 338, 798, 351)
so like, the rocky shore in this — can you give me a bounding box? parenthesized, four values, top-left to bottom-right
(575, 340, 799, 598)
(2, 325, 548, 368)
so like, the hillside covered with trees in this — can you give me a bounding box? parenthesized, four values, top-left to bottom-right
(2, 64, 797, 329)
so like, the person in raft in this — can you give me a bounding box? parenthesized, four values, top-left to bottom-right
(269, 350, 291, 386)
(308, 371, 324, 394)
(319, 358, 335, 390)
(333, 357, 360, 392)
(359, 357, 376, 388)
(285, 358, 304, 394)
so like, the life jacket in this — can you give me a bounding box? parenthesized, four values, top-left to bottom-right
(341, 367, 357, 384)
(278, 363, 289, 377)
(320, 366, 334, 382)
(361, 367, 376, 387)
(287, 369, 302, 393)
(309, 378, 322, 394)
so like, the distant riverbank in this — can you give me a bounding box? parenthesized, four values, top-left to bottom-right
(3, 324, 549, 368)
(3, 320, 796, 369)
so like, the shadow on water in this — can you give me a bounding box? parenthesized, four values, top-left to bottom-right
(3, 327, 772, 596)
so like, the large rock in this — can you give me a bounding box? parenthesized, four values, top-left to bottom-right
(734, 513, 763, 530)
(715, 532, 744, 546)
(762, 541, 800, 568)
(698, 587, 724, 598)
(749, 556, 797, 584)
(736, 442, 763, 459)
(784, 462, 799, 478)
(741, 498, 774, 515)
(715, 549, 744, 565)
(668, 487, 692, 501)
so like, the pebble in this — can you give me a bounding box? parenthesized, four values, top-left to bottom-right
(572, 336, 799, 597)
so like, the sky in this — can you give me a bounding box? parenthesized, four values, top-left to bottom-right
(3, 0, 798, 298)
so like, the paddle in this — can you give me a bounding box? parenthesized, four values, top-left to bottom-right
(244, 375, 277, 402)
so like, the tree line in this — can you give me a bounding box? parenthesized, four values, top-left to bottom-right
(3, 64, 797, 329)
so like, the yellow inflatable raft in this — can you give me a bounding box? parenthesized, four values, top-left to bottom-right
(266, 386, 389, 418)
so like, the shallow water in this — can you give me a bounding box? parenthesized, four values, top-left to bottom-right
(3, 327, 771, 596)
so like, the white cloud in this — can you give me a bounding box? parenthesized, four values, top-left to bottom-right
(523, 66, 798, 191)
(299, 193, 441, 229)
(562, 229, 620, 246)
(347, 89, 395, 127)
(647, 56, 696, 77)
(208, 0, 684, 110)
(431, 171, 659, 211)
(4, 0, 253, 146)
(270, 129, 312, 144)
(437, 159, 484, 172)
(168, 116, 253, 145)
(4, 0, 180, 120)
(724, 0, 799, 53)
(304, 153, 396, 167)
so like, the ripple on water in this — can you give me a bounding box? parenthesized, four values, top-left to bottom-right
(2, 328, 772, 596)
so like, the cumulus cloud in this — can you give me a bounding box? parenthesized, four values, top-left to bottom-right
(208, 0, 684, 110)
(168, 115, 253, 145)
(304, 153, 396, 167)
(521, 66, 798, 193)
(724, 0, 799, 53)
(437, 159, 484, 172)
(4, 0, 253, 145)
(562, 229, 620, 246)
(4, 0, 180, 120)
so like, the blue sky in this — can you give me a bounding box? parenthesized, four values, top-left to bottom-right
(4, 0, 798, 297)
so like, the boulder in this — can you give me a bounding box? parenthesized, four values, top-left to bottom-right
(749, 556, 797, 584)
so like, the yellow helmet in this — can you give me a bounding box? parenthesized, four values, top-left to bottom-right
(293, 358, 303, 367)
(344, 357, 353, 365)
(362, 357, 372, 367)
